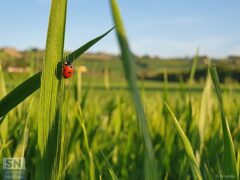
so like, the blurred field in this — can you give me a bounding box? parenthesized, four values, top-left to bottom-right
(0, 49, 240, 179)
(1, 48, 240, 82)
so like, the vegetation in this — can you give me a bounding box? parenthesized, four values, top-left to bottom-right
(0, 0, 239, 179)
(1, 48, 240, 84)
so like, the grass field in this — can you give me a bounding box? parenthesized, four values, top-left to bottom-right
(0, 64, 239, 179)
(0, 0, 239, 179)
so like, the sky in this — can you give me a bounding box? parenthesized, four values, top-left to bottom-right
(1, 0, 240, 58)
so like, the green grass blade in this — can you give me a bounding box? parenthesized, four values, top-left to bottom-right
(0, 63, 10, 159)
(13, 99, 33, 158)
(189, 48, 199, 84)
(0, 63, 7, 98)
(0, 72, 41, 118)
(0, 62, 8, 142)
(164, 102, 202, 180)
(68, 27, 114, 63)
(210, 66, 238, 179)
(53, 86, 71, 180)
(199, 71, 212, 154)
(101, 151, 118, 180)
(37, 0, 67, 179)
(109, 1, 157, 179)
(0, 28, 114, 119)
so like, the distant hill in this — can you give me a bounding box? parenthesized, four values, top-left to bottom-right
(1, 47, 240, 62)
(0, 47, 22, 58)
(0, 47, 240, 83)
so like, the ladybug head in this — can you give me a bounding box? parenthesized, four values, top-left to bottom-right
(63, 61, 71, 65)
(63, 61, 73, 68)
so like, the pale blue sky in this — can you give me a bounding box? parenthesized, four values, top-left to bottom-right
(1, 0, 240, 57)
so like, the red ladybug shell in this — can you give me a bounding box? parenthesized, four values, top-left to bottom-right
(62, 61, 74, 78)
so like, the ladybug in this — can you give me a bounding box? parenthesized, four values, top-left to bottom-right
(62, 61, 74, 78)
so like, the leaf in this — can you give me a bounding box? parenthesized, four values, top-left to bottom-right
(210, 66, 238, 179)
(164, 102, 202, 180)
(0, 63, 7, 99)
(0, 63, 10, 159)
(67, 27, 114, 63)
(109, 0, 157, 179)
(0, 72, 41, 118)
(0, 27, 114, 119)
(199, 70, 213, 154)
(189, 48, 199, 84)
(37, 0, 68, 179)
(0, 63, 8, 143)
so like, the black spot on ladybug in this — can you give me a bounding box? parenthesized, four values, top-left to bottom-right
(68, 72, 71, 74)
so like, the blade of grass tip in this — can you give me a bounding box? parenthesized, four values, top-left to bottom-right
(67, 27, 114, 63)
(37, 0, 67, 179)
(209, 65, 238, 179)
(164, 102, 202, 180)
(189, 48, 199, 84)
(0, 27, 114, 119)
(101, 151, 118, 180)
(109, 0, 157, 179)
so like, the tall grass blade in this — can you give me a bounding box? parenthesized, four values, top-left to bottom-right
(109, 0, 157, 179)
(0, 63, 6, 98)
(210, 66, 238, 179)
(189, 48, 199, 84)
(0, 63, 8, 143)
(199, 71, 212, 154)
(0, 63, 10, 154)
(164, 102, 202, 180)
(0, 63, 10, 178)
(37, 0, 67, 179)
(0, 28, 114, 119)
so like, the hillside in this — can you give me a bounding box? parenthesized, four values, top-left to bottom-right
(0, 47, 240, 83)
